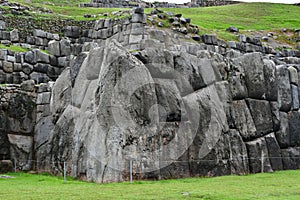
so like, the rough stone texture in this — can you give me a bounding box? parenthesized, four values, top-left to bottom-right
(0, 12, 299, 183)
(0, 160, 13, 173)
(246, 99, 273, 137)
(276, 65, 292, 112)
(0, 85, 36, 169)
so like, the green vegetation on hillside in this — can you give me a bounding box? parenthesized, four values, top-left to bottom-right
(0, 44, 29, 52)
(1, 170, 300, 199)
(160, 3, 300, 41)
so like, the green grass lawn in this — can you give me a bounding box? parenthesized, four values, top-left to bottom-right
(159, 3, 300, 41)
(1, 170, 300, 199)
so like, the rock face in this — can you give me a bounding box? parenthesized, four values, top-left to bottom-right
(34, 35, 300, 182)
(0, 9, 300, 183)
(0, 84, 36, 170)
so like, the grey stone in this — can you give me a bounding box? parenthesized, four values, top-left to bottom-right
(246, 99, 273, 136)
(57, 57, 67, 67)
(26, 36, 35, 45)
(227, 26, 239, 33)
(8, 134, 33, 171)
(37, 92, 51, 105)
(70, 52, 88, 86)
(246, 36, 262, 46)
(0, 49, 7, 60)
(270, 102, 280, 132)
(13, 63, 22, 72)
(291, 85, 299, 110)
(47, 40, 60, 56)
(288, 66, 298, 85)
(288, 111, 300, 147)
(275, 112, 290, 148)
(15, 53, 24, 63)
(0, 160, 13, 174)
(36, 50, 50, 63)
(22, 63, 33, 75)
(10, 29, 19, 42)
(34, 63, 49, 73)
(60, 39, 71, 56)
(233, 53, 266, 99)
(25, 51, 37, 65)
(264, 133, 283, 171)
(232, 100, 257, 140)
(20, 80, 35, 92)
(3, 61, 13, 73)
(202, 34, 217, 45)
(49, 55, 58, 66)
(281, 148, 300, 170)
(246, 138, 272, 173)
(64, 26, 80, 38)
(30, 72, 50, 84)
(0, 20, 6, 30)
(7, 55, 16, 63)
(276, 65, 292, 112)
(131, 13, 146, 23)
(35, 37, 47, 46)
(33, 29, 47, 38)
(263, 59, 277, 101)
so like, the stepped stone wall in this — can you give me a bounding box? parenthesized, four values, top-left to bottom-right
(0, 8, 299, 180)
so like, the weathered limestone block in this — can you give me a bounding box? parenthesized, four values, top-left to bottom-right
(47, 40, 61, 57)
(288, 66, 298, 85)
(281, 147, 300, 169)
(0, 160, 13, 173)
(276, 65, 292, 112)
(227, 129, 249, 174)
(291, 85, 299, 110)
(174, 52, 216, 92)
(37, 92, 51, 105)
(202, 34, 217, 45)
(265, 133, 283, 171)
(228, 62, 248, 100)
(0, 20, 6, 30)
(60, 39, 71, 56)
(246, 138, 272, 173)
(231, 100, 257, 140)
(36, 50, 50, 64)
(246, 99, 273, 136)
(8, 134, 33, 171)
(33, 29, 47, 38)
(64, 26, 80, 38)
(3, 61, 13, 73)
(57, 57, 67, 67)
(9, 29, 19, 42)
(275, 112, 290, 148)
(30, 72, 51, 84)
(34, 63, 50, 74)
(22, 63, 33, 75)
(0, 49, 7, 60)
(270, 102, 280, 132)
(288, 111, 300, 147)
(25, 51, 37, 65)
(20, 80, 35, 92)
(233, 53, 266, 99)
(263, 59, 277, 101)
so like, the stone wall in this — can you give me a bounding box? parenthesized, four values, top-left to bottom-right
(0, 81, 36, 170)
(80, 0, 140, 8)
(0, 8, 299, 181)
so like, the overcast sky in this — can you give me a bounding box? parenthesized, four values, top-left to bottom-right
(143, 0, 300, 4)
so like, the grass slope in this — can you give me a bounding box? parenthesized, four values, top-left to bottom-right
(1, 170, 300, 199)
(160, 3, 300, 41)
